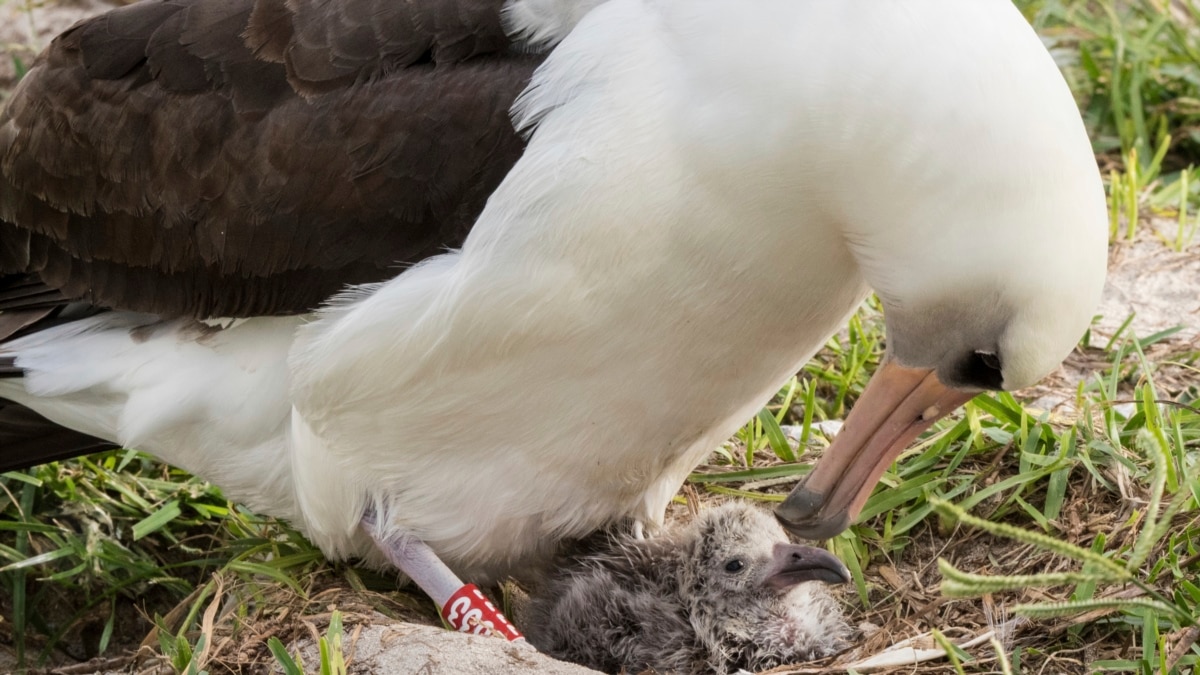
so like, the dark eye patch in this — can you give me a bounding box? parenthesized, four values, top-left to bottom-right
(957, 350, 1004, 390)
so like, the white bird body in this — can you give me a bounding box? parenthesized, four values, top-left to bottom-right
(3, 315, 302, 518)
(0, 0, 1106, 583)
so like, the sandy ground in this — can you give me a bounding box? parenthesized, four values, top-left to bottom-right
(1098, 218, 1200, 339)
(1021, 217, 1200, 415)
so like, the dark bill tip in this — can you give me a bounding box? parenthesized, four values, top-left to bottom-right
(774, 496, 850, 541)
(765, 542, 851, 589)
(772, 361, 977, 541)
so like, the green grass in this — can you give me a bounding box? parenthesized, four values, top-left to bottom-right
(268, 611, 347, 675)
(1, 0, 1200, 673)
(0, 455, 328, 669)
(1020, 0, 1200, 248)
(697, 309, 1200, 672)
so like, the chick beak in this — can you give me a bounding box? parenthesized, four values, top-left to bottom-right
(776, 359, 976, 539)
(764, 542, 851, 589)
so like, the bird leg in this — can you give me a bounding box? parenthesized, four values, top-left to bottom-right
(632, 520, 646, 540)
(360, 511, 523, 641)
(632, 518, 665, 540)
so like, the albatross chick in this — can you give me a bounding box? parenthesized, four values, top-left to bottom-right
(525, 503, 852, 673)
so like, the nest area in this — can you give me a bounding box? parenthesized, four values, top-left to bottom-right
(7, 222, 1196, 673)
(3, 379, 1194, 675)
(2, 0, 1199, 672)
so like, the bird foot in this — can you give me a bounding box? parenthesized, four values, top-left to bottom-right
(360, 510, 523, 641)
(632, 519, 663, 540)
(632, 520, 646, 540)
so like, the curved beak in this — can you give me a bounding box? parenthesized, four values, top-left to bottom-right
(775, 360, 976, 539)
(764, 542, 851, 589)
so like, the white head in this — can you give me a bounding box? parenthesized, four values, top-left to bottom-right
(678, 0, 1106, 393)
(652, 0, 1108, 537)
(507, 0, 1105, 539)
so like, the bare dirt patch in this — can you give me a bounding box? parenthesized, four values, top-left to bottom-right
(1098, 219, 1200, 341)
(0, 0, 122, 96)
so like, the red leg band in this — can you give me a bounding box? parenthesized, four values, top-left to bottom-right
(441, 584, 524, 641)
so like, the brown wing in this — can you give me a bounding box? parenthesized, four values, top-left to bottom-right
(0, 0, 539, 318)
(246, 0, 513, 96)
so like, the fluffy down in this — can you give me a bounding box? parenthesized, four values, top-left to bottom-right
(524, 503, 852, 673)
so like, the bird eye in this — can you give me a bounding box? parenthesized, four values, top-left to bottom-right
(957, 350, 1004, 390)
(724, 559, 744, 573)
(977, 351, 1001, 371)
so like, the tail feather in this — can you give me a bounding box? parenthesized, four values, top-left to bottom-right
(1, 308, 54, 366)
(0, 275, 66, 311)
(0, 286, 66, 311)
(0, 274, 114, 469)
(0, 399, 117, 472)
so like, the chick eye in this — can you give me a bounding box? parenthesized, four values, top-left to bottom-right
(724, 559, 744, 573)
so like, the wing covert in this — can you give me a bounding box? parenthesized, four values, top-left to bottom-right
(0, 0, 538, 317)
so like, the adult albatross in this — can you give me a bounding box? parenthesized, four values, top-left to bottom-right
(0, 0, 1105, 637)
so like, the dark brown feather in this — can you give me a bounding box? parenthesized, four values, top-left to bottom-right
(0, 0, 539, 318)
(0, 275, 116, 471)
(0, 400, 118, 472)
(256, 0, 512, 96)
(0, 307, 51, 348)
(0, 0, 542, 467)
